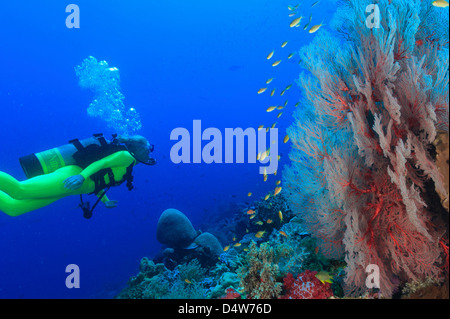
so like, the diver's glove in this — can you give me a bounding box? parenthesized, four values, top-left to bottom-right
(64, 174, 85, 191)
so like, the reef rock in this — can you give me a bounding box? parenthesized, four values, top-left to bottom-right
(156, 208, 197, 248)
(193, 232, 223, 256)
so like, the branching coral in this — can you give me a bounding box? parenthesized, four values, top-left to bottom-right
(284, 0, 449, 297)
(237, 241, 285, 299)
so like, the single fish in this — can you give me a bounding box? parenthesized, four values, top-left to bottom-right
(432, 0, 449, 7)
(248, 192, 252, 197)
(311, 0, 320, 7)
(255, 230, 267, 238)
(255, 221, 264, 225)
(279, 230, 288, 238)
(290, 16, 303, 28)
(284, 134, 290, 143)
(258, 87, 268, 94)
(274, 186, 282, 196)
(267, 219, 273, 224)
(277, 112, 283, 118)
(276, 180, 281, 185)
(315, 271, 333, 284)
(266, 77, 274, 84)
(270, 89, 275, 96)
(267, 50, 274, 59)
(309, 23, 323, 34)
(266, 106, 277, 112)
(281, 41, 288, 48)
(223, 245, 230, 252)
(287, 52, 294, 59)
(278, 210, 283, 222)
(234, 242, 242, 247)
(247, 209, 256, 215)
(272, 60, 282, 67)
(264, 194, 270, 201)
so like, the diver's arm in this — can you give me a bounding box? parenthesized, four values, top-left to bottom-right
(79, 151, 135, 180)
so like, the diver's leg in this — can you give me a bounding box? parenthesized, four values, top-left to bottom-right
(0, 190, 62, 216)
(0, 166, 84, 200)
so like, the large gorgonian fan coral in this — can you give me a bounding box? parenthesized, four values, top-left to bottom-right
(283, 0, 449, 297)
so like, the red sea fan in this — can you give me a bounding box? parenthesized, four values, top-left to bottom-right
(284, 0, 448, 297)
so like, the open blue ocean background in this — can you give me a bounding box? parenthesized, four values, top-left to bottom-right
(0, 0, 334, 298)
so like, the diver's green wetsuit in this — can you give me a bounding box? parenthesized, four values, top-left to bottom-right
(0, 151, 136, 216)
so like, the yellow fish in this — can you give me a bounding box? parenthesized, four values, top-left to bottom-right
(309, 23, 323, 34)
(287, 53, 294, 59)
(272, 60, 282, 67)
(285, 84, 292, 90)
(271, 122, 277, 128)
(266, 106, 277, 112)
(234, 242, 242, 247)
(276, 180, 281, 185)
(278, 210, 283, 222)
(258, 124, 264, 129)
(284, 134, 290, 143)
(277, 106, 284, 110)
(280, 89, 286, 96)
(255, 231, 267, 238)
(223, 245, 230, 252)
(250, 214, 256, 219)
(315, 271, 333, 284)
(432, 0, 448, 7)
(255, 221, 263, 225)
(277, 112, 283, 118)
(266, 219, 273, 224)
(279, 230, 288, 238)
(266, 78, 274, 84)
(248, 192, 252, 197)
(243, 248, 249, 252)
(263, 174, 268, 182)
(232, 237, 236, 241)
(264, 194, 270, 201)
(281, 41, 288, 48)
(290, 17, 302, 28)
(260, 151, 267, 161)
(258, 87, 267, 94)
(185, 279, 192, 284)
(267, 50, 274, 60)
(274, 186, 282, 196)
(270, 89, 275, 96)
(256, 152, 261, 160)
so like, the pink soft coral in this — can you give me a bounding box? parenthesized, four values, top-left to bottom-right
(280, 271, 333, 299)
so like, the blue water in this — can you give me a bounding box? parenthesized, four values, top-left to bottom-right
(0, 0, 334, 298)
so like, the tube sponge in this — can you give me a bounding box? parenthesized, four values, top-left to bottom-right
(75, 56, 142, 135)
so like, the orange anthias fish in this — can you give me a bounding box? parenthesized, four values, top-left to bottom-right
(255, 230, 267, 238)
(279, 230, 288, 238)
(247, 209, 256, 215)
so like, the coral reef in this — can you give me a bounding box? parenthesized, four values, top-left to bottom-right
(283, 0, 449, 297)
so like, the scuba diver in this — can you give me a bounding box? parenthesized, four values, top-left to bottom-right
(0, 133, 156, 218)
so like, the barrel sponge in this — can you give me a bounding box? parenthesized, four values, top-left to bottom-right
(156, 208, 197, 248)
(193, 232, 223, 256)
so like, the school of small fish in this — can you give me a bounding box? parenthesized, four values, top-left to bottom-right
(247, 1, 327, 217)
